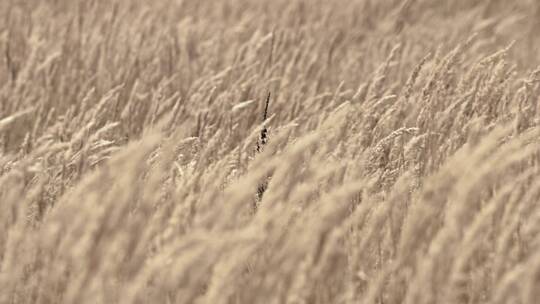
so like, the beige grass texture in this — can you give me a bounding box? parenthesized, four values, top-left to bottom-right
(2, 0, 540, 303)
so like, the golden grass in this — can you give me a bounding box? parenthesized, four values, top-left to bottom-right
(2, 0, 540, 303)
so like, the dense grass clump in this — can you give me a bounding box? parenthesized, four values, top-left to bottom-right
(2, 0, 540, 303)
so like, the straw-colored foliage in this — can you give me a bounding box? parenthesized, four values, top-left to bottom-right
(2, 1, 540, 303)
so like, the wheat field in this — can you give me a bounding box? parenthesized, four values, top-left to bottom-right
(1, 0, 540, 303)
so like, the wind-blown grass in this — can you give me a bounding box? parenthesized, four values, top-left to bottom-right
(1, 0, 540, 303)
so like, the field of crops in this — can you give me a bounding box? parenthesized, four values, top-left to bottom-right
(1, 1, 540, 303)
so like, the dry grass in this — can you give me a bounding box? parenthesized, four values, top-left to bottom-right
(2, 0, 540, 303)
